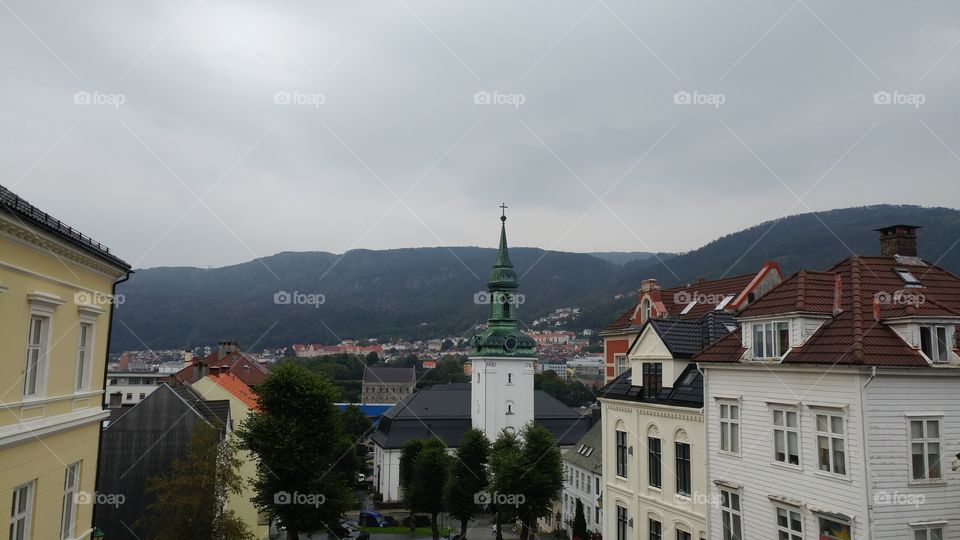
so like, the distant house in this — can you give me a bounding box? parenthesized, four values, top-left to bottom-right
(561, 422, 603, 536)
(292, 342, 384, 358)
(94, 383, 231, 539)
(171, 341, 269, 387)
(361, 366, 416, 404)
(104, 370, 166, 406)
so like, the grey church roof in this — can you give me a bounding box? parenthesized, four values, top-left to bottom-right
(363, 366, 416, 384)
(372, 383, 591, 449)
(562, 422, 602, 474)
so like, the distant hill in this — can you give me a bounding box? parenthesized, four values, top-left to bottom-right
(109, 205, 960, 352)
(586, 251, 665, 265)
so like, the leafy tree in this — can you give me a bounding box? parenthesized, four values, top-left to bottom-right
(138, 421, 253, 540)
(411, 439, 451, 540)
(516, 424, 564, 540)
(572, 500, 587, 540)
(399, 439, 425, 532)
(341, 404, 373, 461)
(489, 430, 523, 540)
(441, 339, 454, 351)
(365, 351, 380, 365)
(238, 363, 357, 540)
(444, 429, 491, 537)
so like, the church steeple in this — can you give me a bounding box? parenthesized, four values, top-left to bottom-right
(473, 205, 535, 357)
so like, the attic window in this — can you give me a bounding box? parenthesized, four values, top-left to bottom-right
(679, 371, 697, 386)
(895, 268, 923, 288)
(680, 301, 697, 315)
(715, 294, 735, 310)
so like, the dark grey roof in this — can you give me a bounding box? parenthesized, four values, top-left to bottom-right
(363, 366, 416, 384)
(648, 311, 739, 359)
(168, 383, 231, 427)
(372, 383, 591, 449)
(0, 184, 130, 269)
(597, 363, 703, 408)
(563, 422, 602, 474)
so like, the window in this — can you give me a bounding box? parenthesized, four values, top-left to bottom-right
(775, 506, 802, 540)
(649, 519, 661, 540)
(719, 489, 742, 540)
(913, 527, 944, 540)
(715, 294, 735, 310)
(507, 373, 512, 384)
(815, 413, 846, 475)
(719, 401, 740, 453)
(24, 315, 49, 396)
(9, 482, 34, 540)
(61, 462, 81, 539)
(642, 298, 652, 321)
(648, 437, 661, 488)
(896, 267, 922, 287)
(817, 516, 851, 540)
(139, 393, 146, 400)
(616, 430, 628, 477)
(596, 477, 600, 495)
(595, 506, 600, 525)
(753, 321, 790, 359)
(616, 506, 628, 540)
(772, 408, 800, 466)
(675, 442, 691, 496)
(615, 355, 629, 376)
(680, 301, 697, 315)
(676, 531, 691, 540)
(75, 323, 93, 391)
(910, 418, 941, 481)
(642, 363, 662, 398)
(920, 326, 949, 363)
(126, 393, 132, 400)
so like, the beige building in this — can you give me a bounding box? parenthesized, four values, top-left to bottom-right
(361, 366, 415, 403)
(0, 185, 130, 539)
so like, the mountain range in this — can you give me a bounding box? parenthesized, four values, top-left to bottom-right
(109, 205, 960, 352)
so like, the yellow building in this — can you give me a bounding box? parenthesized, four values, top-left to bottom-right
(0, 186, 130, 540)
(192, 370, 270, 539)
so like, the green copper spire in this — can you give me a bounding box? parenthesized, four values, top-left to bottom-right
(472, 205, 536, 357)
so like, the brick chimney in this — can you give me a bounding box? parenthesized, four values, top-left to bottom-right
(875, 225, 920, 257)
(183, 350, 194, 366)
(218, 341, 240, 360)
(119, 353, 129, 371)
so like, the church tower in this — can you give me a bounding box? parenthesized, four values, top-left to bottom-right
(471, 206, 537, 437)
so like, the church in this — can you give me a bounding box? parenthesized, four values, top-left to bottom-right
(371, 211, 592, 502)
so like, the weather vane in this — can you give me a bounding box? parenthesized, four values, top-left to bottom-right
(500, 202, 508, 222)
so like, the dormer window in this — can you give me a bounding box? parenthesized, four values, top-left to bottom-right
(641, 298, 652, 322)
(753, 321, 790, 359)
(920, 325, 949, 363)
(895, 267, 923, 288)
(641, 363, 662, 398)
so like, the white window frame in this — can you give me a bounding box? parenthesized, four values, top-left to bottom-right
(61, 462, 81, 539)
(908, 417, 942, 483)
(24, 314, 51, 398)
(751, 321, 790, 359)
(9, 481, 35, 540)
(616, 429, 628, 478)
(771, 407, 801, 468)
(615, 354, 629, 376)
(814, 411, 847, 477)
(774, 505, 803, 540)
(816, 515, 852, 540)
(911, 524, 945, 540)
(75, 321, 95, 391)
(718, 400, 740, 454)
(919, 325, 950, 364)
(719, 488, 743, 540)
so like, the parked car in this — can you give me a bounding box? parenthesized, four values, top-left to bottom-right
(359, 509, 388, 527)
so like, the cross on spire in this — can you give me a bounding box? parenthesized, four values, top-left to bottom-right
(500, 202, 508, 222)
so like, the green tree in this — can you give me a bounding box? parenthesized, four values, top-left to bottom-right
(238, 363, 357, 540)
(341, 405, 373, 461)
(399, 439, 425, 532)
(572, 500, 587, 540)
(444, 429, 491, 537)
(489, 430, 523, 540)
(441, 339, 454, 351)
(138, 421, 254, 540)
(365, 351, 380, 365)
(411, 439, 451, 540)
(516, 424, 564, 540)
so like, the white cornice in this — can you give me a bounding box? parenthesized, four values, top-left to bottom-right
(0, 217, 127, 278)
(0, 408, 109, 450)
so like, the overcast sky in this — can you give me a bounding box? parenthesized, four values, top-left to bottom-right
(3, 0, 959, 268)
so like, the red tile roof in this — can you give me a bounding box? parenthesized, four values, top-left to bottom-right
(209, 373, 260, 411)
(692, 328, 746, 362)
(697, 255, 960, 367)
(172, 351, 269, 386)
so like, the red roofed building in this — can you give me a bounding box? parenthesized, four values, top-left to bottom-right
(600, 261, 783, 382)
(292, 342, 384, 357)
(172, 341, 270, 387)
(695, 225, 960, 540)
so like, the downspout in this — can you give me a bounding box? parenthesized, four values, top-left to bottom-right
(92, 268, 133, 530)
(859, 366, 877, 540)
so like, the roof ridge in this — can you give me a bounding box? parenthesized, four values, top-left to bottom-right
(851, 256, 864, 363)
(796, 270, 806, 311)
